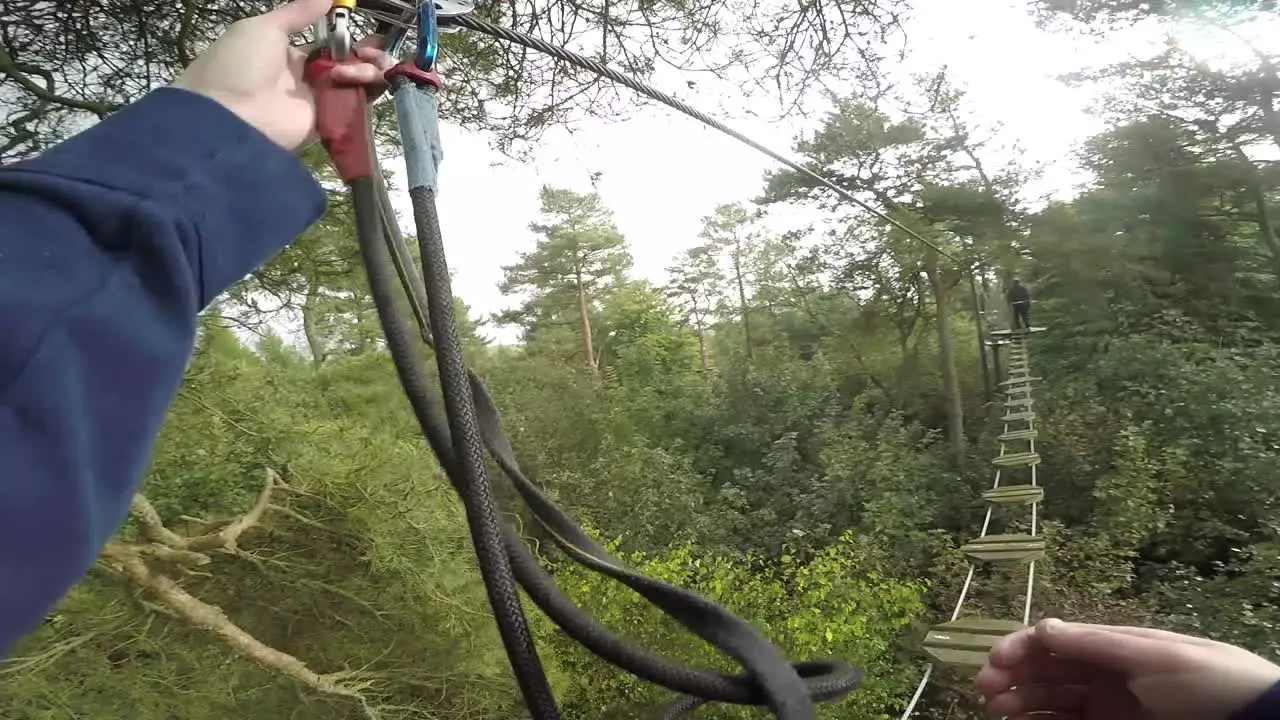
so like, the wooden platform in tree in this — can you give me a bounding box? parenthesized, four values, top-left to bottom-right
(993, 451, 1040, 468)
(923, 618, 1026, 667)
(961, 533, 1046, 563)
(982, 484, 1043, 505)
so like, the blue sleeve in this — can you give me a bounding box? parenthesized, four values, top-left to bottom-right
(1232, 681, 1280, 720)
(0, 87, 326, 653)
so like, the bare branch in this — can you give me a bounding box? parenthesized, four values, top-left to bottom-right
(100, 542, 388, 718)
(0, 45, 121, 118)
(185, 469, 279, 552)
(129, 496, 187, 547)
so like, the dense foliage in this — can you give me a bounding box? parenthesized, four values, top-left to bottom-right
(5, 0, 1280, 719)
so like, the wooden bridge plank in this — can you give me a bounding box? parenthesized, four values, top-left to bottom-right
(982, 484, 1043, 504)
(923, 618, 1026, 667)
(998, 429, 1038, 442)
(962, 533, 1045, 563)
(993, 451, 1040, 467)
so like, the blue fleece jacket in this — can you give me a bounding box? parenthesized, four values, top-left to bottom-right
(0, 87, 325, 652)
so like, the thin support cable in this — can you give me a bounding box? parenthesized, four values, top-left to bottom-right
(1023, 429, 1040, 626)
(446, 14, 965, 267)
(898, 664, 934, 720)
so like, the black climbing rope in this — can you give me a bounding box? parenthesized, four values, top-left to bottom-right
(307, 4, 863, 716)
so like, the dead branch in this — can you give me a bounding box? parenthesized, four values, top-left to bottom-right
(185, 468, 278, 552)
(136, 544, 211, 567)
(129, 496, 187, 547)
(98, 472, 396, 718)
(130, 468, 280, 554)
(100, 543, 387, 718)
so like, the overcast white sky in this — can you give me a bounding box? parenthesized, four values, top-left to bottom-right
(383, 0, 1165, 344)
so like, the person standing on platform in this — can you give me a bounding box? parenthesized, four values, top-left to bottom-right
(1007, 278, 1031, 331)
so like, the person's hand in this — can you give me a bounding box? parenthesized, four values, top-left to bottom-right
(171, 0, 393, 152)
(976, 619, 1280, 720)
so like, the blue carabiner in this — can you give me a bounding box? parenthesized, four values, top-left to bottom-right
(415, 1, 439, 72)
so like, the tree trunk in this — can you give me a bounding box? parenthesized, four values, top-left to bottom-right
(301, 283, 325, 369)
(731, 243, 754, 361)
(969, 272, 992, 406)
(1257, 57, 1280, 153)
(1225, 141, 1280, 281)
(696, 328, 709, 373)
(926, 249, 965, 465)
(1246, 176, 1280, 281)
(575, 268, 598, 373)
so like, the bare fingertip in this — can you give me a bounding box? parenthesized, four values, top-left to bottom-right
(984, 690, 1023, 718)
(1037, 618, 1066, 634)
(973, 665, 1011, 696)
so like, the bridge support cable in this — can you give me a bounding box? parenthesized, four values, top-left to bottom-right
(899, 327, 1048, 719)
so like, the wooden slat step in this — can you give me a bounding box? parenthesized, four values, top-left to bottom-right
(1005, 387, 1032, 397)
(1004, 398, 1033, 408)
(962, 533, 1046, 563)
(1008, 363, 1029, 371)
(999, 376, 1040, 386)
(923, 618, 1026, 666)
(1002, 411, 1035, 423)
(993, 451, 1040, 467)
(998, 428, 1038, 442)
(982, 484, 1044, 504)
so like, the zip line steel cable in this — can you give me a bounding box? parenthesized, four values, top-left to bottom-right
(898, 329, 1047, 719)
(310, 3, 861, 719)
(440, 13, 966, 267)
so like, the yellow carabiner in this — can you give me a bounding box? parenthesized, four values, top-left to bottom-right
(328, 0, 357, 59)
